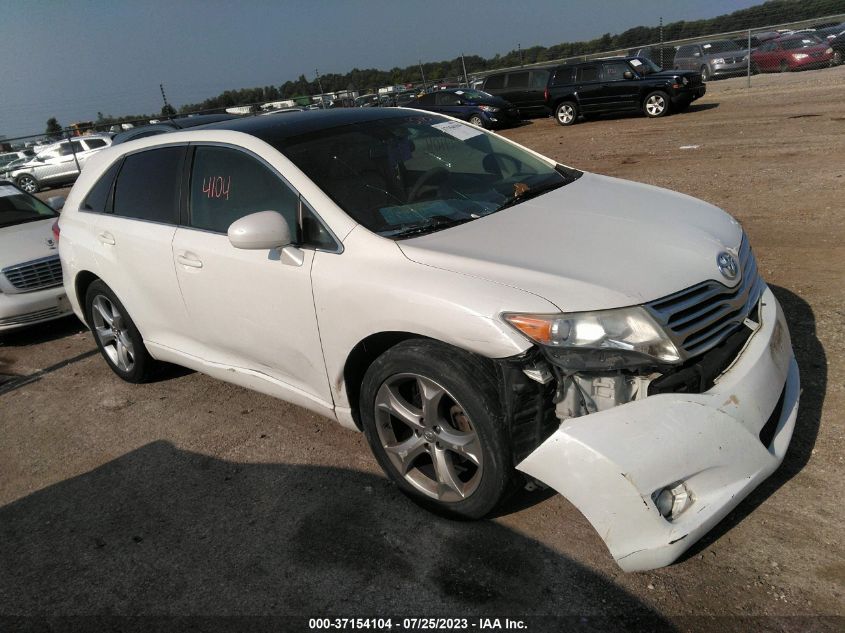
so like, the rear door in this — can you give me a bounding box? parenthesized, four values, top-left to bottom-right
(90, 145, 192, 348)
(503, 71, 531, 113)
(170, 144, 332, 403)
(574, 65, 603, 113)
(524, 69, 551, 113)
(434, 91, 465, 119)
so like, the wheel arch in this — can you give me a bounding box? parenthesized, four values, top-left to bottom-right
(73, 270, 101, 326)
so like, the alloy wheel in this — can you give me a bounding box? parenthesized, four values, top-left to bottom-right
(18, 176, 37, 193)
(374, 373, 483, 503)
(91, 294, 136, 372)
(556, 103, 575, 125)
(645, 94, 666, 116)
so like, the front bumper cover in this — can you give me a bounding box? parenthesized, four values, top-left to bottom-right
(516, 286, 799, 571)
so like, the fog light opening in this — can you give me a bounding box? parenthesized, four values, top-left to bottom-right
(653, 482, 693, 520)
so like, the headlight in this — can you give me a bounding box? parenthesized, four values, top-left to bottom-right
(503, 306, 681, 370)
(712, 57, 725, 64)
(826, 47, 833, 54)
(681, 76, 689, 85)
(478, 105, 499, 113)
(793, 53, 809, 59)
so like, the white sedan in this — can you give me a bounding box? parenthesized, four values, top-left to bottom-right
(0, 182, 72, 331)
(57, 109, 799, 571)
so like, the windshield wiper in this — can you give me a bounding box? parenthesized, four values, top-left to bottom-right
(389, 216, 475, 239)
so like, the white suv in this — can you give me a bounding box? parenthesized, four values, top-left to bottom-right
(10, 134, 113, 193)
(58, 110, 799, 571)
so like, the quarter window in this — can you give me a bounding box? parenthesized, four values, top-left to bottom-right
(507, 71, 529, 88)
(484, 74, 505, 89)
(81, 160, 122, 213)
(84, 138, 108, 149)
(551, 67, 575, 86)
(531, 70, 550, 88)
(112, 146, 184, 224)
(189, 146, 298, 236)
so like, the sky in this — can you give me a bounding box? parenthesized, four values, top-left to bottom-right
(0, 0, 764, 138)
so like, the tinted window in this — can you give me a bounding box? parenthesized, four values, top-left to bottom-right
(578, 66, 599, 82)
(551, 67, 575, 86)
(113, 147, 183, 223)
(530, 70, 550, 88)
(189, 146, 298, 235)
(85, 138, 107, 149)
(435, 92, 461, 106)
(602, 62, 631, 81)
(81, 160, 122, 213)
(676, 45, 692, 57)
(507, 72, 529, 88)
(58, 143, 76, 156)
(484, 74, 505, 89)
(300, 200, 337, 250)
(416, 93, 435, 105)
(0, 184, 56, 228)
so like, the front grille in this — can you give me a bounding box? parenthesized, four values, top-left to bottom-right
(2, 255, 63, 292)
(646, 237, 765, 359)
(0, 306, 62, 326)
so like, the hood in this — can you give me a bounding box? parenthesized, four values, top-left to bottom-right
(398, 172, 743, 312)
(0, 218, 59, 269)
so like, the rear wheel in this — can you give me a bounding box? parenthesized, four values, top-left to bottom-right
(85, 280, 156, 383)
(554, 101, 578, 126)
(751, 62, 761, 75)
(700, 65, 710, 82)
(360, 340, 517, 519)
(16, 174, 39, 194)
(779, 60, 790, 73)
(643, 91, 670, 118)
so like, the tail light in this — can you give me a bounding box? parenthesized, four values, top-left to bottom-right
(52, 219, 60, 244)
(544, 87, 549, 102)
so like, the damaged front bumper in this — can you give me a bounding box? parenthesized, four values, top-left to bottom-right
(516, 286, 799, 572)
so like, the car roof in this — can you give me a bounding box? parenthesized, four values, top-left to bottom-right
(193, 107, 419, 146)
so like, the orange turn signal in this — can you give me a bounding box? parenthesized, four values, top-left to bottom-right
(504, 314, 554, 344)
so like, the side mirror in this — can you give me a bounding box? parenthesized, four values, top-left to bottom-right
(228, 210, 292, 250)
(46, 195, 66, 211)
(623, 70, 634, 80)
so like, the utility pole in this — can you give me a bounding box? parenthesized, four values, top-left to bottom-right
(659, 17, 664, 67)
(747, 28, 752, 88)
(461, 53, 469, 86)
(315, 69, 325, 107)
(419, 59, 428, 92)
(518, 43, 523, 66)
(160, 83, 171, 112)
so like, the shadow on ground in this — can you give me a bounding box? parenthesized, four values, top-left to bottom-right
(0, 441, 674, 631)
(684, 285, 825, 557)
(0, 316, 85, 349)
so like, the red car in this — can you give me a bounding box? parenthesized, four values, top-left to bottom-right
(751, 34, 834, 72)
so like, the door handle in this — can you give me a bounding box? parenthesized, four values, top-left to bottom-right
(97, 231, 115, 245)
(176, 253, 203, 269)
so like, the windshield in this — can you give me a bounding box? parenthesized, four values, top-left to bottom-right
(281, 114, 580, 238)
(0, 184, 57, 228)
(702, 40, 742, 53)
(781, 36, 823, 49)
(454, 89, 495, 101)
(631, 58, 662, 74)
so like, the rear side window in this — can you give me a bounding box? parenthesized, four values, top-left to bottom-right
(85, 138, 107, 149)
(81, 160, 122, 213)
(112, 147, 184, 224)
(602, 62, 631, 81)
(578, 66, 599, 82)
(189, 146, 299, 235)
(530, 70, 550, 88)
(484, 74, 505, 89)
(552, 67, 575, 85)
(676, 45, 691, 57)
(435, 92, 461, 106)
(507, 71, 529, 88)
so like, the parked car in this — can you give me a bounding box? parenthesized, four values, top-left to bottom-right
(829, 32, 845, 66)
(0, 149, 35, 170)
(59, 109, 798, 572)
(7, 134, 112, 194)
(0, 155, 35, 181)
(545, 57, 705, 126)
(629, 46, 677, 68)
(731, 31, 780, 51)
(750, 34, 834, 73)
(0, 180, 72, 332)
(111, 113, 241, 145)
(405, 89, 520, 129)
(480, 67, 553, 117)
(355, 94, 379, 107)
(673, 40, 749, 81)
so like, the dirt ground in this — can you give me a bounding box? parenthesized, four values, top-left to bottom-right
(1, 67, 844, 630)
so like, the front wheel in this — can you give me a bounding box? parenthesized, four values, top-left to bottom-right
(360, 340, 517, 519)
(468, 114, 485, 128)
(779, 60, 790, 73)
(554, 101, 578, 126)
(643, 91, 670, 118)
(831, 51, 842, 66)
(700, 65, 710, 82)
(16, 174, 39, 194)
(85, 280, 156, 383)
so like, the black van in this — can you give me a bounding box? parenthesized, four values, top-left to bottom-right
(480, 68, 553, 117)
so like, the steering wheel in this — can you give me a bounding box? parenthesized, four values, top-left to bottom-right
(407, 166, 449, 202)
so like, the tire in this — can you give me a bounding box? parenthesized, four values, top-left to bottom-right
(700, 65, 709, 82)
(16, 174, 40, 194)
(360, 340, 517, 519)
(780, 60, 790, 73)
(751, 62, 761, 75)
(468, 114, 485, 128)
(554, 101, 578, 126)
(84, 280, 156, 383)
(832, 51, 842, 66)
(643, 90, 670, 118)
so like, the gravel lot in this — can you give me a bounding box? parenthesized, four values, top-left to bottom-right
(2, 67, 843, 629)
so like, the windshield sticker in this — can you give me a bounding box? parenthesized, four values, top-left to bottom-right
(802, 39, 814, 44)
(703, 44, 712, 49)
(630, 59, 643, 66)
(0, 185, 21, 197)
(455, 90, 464, 95)
(202, 175, 231, 200)
(432, 121, 483, 140)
